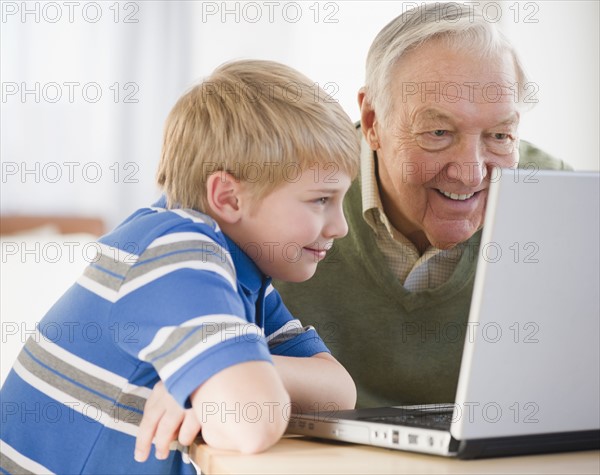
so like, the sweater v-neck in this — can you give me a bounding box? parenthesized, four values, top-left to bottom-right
(342, 178, 481, 313)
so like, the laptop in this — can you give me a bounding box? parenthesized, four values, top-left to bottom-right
(287, 169, 600, 459)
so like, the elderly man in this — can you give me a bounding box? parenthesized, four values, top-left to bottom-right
(275, 2, 570, 408)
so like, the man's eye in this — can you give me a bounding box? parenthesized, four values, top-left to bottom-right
(316, 197, 329, 205)
(487, 133, 517, 155)
(416, 130, 453, 151)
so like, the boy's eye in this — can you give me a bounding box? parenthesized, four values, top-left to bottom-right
(315, 197, 329, 205)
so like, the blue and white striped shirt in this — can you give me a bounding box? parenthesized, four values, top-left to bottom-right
(0, 201, 329, 474)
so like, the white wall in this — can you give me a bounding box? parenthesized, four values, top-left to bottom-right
(500, 0, 599, 170)
(1, 1, 598, 228)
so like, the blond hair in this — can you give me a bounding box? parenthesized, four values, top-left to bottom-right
(157, 59, 359, 211)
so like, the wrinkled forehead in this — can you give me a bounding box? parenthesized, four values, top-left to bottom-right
(394, 80, 521, 105)
(389, 40, 521, 105)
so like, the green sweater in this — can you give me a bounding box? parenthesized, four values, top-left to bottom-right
(275, 141, 571, 408)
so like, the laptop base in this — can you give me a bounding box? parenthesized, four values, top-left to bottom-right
(288, 406, 600, 459)
(457, 429, 600, 459)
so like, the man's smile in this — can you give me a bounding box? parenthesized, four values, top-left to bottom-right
(437, 189, 476, 201)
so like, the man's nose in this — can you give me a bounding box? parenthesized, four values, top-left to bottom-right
(444, 136, 487, 187)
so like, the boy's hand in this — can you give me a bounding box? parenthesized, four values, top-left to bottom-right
(134, 381, 201, 462)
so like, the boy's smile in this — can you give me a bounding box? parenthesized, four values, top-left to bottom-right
(302, 244, 331, 262)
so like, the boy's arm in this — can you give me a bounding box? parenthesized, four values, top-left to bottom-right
(134, 353, 354, 461)
(135, 360, 289, 461)
(134, 281, 353, 459)
(189, 360, 290, 454)
(263, 286, 356, 412)
(272, 352, 356, 413)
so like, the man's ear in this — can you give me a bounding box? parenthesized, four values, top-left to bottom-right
(358, 87, 380, 151)
(206, 171, 242, 224)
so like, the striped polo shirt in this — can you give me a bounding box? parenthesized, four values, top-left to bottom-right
(0, 199, 328, 474)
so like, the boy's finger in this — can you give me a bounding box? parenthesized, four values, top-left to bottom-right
(135, 415, 160, 463)
(153, 411, 184, 460)
(134, 430, 154, 463)
(178, 411, 202, 446)
(135, 406, 164, 462)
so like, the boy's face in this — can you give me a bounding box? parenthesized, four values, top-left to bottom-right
(235, 164, 352, 282)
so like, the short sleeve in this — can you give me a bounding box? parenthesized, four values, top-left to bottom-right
(106, 227, 272, 406)
(262, 284, 330, 357)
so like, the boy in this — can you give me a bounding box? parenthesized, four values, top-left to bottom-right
(0, 60, 358, 474)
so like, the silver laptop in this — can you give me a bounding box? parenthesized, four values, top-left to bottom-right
(287, 169, 600, 459)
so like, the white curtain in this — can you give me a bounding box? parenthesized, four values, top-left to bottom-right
(1, 2, 199, 227)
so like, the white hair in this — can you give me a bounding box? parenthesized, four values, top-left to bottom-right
(365, 2, 530, 125)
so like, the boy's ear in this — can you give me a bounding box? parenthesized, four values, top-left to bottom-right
(358, 87, 380, 150)
(206, 171, 243, 224)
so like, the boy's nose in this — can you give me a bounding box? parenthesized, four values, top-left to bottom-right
(323, 205, 348, 239)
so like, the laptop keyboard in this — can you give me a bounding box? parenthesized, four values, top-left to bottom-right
(359, 409, 454, 431)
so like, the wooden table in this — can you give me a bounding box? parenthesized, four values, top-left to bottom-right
(190, 436, 600, 474)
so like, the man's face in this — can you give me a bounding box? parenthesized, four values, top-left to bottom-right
(364, 39, 520, 251)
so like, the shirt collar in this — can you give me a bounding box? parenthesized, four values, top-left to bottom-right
(360, 136, 400, 239)
(152, 195, 168, 208)
(224, 235, 270, 295)
(153, 195, 268, 294)
(359, 134, 446, 254)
